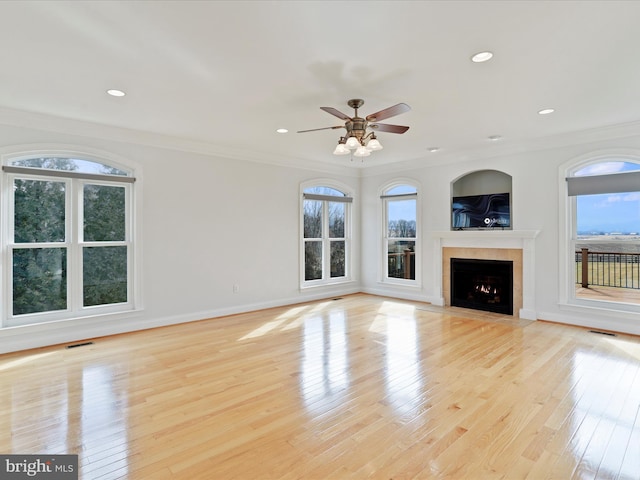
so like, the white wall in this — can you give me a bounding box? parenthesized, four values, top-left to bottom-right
(0, 120, 361, 353)
(2, 113, 640, 353)
(360, 135, 640, 336)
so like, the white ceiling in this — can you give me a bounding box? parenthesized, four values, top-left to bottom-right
(2, 0, 640, 169)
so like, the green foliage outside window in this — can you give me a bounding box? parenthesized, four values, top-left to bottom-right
(13, 248, 67, 315)
(10, 158, 130, 317)
(84, 184, 125, 241)
(83, 246, 127, 306)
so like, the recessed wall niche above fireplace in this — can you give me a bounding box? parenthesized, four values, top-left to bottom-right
(451, 258, 513, 315)
(451, 169, 512, 231)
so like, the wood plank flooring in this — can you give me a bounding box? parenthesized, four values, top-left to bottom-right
(1, 293, 639, 479)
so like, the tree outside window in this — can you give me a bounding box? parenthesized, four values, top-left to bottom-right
(302, 185, 351, 286)
(382, 184, 417, 282)
(5, 155, 134, 326)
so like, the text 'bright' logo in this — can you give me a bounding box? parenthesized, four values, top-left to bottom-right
(0, 454, 77, 479)
(5, 458, 52, 476)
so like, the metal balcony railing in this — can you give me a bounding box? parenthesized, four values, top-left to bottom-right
(388, 250, 415, 280)
(575, 248, 640, 289)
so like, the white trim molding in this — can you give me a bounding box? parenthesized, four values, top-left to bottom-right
(429, 230, 540, 320)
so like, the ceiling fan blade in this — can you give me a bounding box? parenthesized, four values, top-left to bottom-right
(366, 103, 411, 122)
(297, 125, 344, 133)
(320, 106, 352, 120)
(369, 123, 410, 134)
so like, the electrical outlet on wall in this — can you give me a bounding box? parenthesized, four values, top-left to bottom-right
(233, 284, 240, 294)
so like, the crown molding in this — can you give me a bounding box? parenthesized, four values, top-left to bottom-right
(3, 106, 640, 180)
(0, 106, 359, 178)
(361, 119, 640, 177)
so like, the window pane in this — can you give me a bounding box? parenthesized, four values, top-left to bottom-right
(385, 185, 417, 195)
(14, 179, 66, 243)
(388, 199, 416, 238)
(387, 240, 415, 280)
(305, 241, 322, 281)
(304, 186, 345, 196)
(304, 200, 322, 238)
(84, 184, 126, 241)
(11, 157, 128, 176)
(574, 161, 640, 177)
(329, 202, 345, 238)
(83, 246, 128, 306)
(13, 248, 67, 315)
(575, 189, 640, 303)
(330, 241, 345, 277)
(577, 192, 640, 237)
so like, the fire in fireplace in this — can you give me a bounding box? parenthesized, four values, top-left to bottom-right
(450, 258, 513, 315)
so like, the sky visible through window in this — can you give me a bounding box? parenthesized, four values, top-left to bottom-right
(576, 161, 640, 235)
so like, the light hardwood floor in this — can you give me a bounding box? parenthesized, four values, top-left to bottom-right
(1, 294, 639, 479)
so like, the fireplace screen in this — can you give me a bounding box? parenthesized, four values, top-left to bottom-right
(450, 258, 513, 315)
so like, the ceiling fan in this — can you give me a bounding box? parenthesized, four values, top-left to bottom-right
(297, 99, 411, 157)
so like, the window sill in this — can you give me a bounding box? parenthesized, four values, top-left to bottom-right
(300, 278, 355, 290)
(559, 299, 640, 318)
(379, 279, 422, 289)
(3, 307, 143, 330)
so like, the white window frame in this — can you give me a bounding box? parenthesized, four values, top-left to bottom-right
(559, 152, 640, 313)
(300, 180, 353, 289)
(381, 181, 420, 286)
(1, 149, 139, 327)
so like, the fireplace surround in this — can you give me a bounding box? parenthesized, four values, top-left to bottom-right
(430, 230, 539, 319)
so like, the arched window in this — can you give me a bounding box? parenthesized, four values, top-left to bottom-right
(2, 153, 137, 326)
(566, 158, 640, 307)
(301, 183, 352, 287)
(381, 183, 418, 283)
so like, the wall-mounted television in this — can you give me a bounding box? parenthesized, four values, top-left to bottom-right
(452, 192, 510, 229)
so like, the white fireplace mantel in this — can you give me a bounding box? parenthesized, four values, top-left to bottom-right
(429, 230, 540, 320)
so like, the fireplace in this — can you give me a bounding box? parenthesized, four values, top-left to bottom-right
(450, 258, 513, 315)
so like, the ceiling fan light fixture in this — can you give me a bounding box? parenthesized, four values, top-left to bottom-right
(353, 145, 371, 157)
(298, 99, 410, 161)
(345, 136, 360, 149)
(366, 136, 383, 151)
(333, 138, 351, 155)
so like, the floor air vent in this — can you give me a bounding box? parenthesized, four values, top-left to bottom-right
(589, 330, 616, 337)
(66, 341, 94, 349)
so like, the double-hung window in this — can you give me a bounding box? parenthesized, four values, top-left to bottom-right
(382, 184, 418, 283)
(3, 155, 136, 326)
(566, 159, 640, 307)
(302, 185, 352, 286)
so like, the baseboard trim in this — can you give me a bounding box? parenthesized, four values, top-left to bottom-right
(0, 287, 361, 354)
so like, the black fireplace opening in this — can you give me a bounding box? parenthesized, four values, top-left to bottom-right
(450, 258, 513, 315)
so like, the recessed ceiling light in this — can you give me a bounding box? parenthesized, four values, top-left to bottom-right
(538, 108, 555, 115)
(488, 135, 502, 141)
(471, 51, 493, 63)
(276, 128, 288, 134)
(428, 147, 440, 153)
(106, 89, 126, 97)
